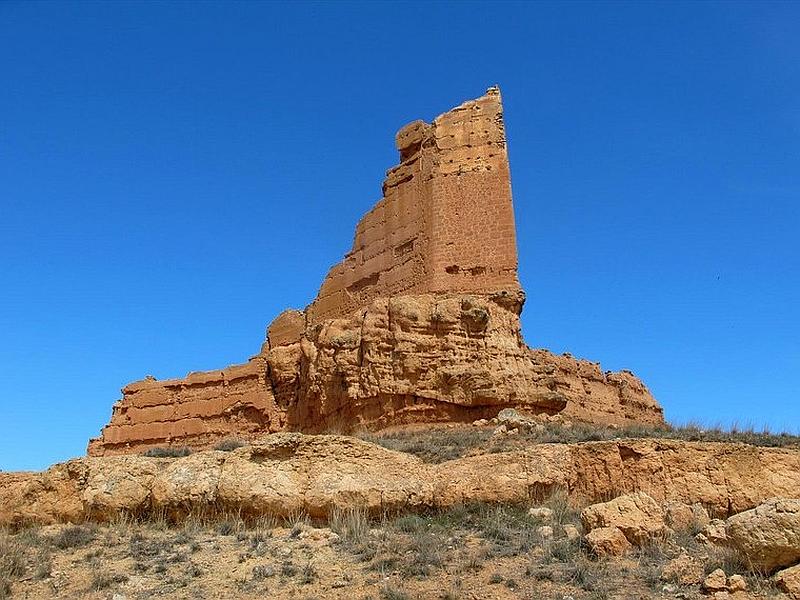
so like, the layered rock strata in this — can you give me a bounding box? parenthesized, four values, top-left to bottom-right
(89, 292, 662, 455)
(88, 89, 663, 456)
(6, 436, 800, 526)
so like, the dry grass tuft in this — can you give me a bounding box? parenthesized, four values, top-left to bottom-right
(51, 524, 96, 549)
(214, 438, 248, 452)
(329, 506, 370, 547)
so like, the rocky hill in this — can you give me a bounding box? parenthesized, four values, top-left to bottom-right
(3, 426, 800, 599)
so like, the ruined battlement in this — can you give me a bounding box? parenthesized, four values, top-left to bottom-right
(306, 87, 519, 324)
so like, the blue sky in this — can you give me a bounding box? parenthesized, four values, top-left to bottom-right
(1, 1, 798, 471)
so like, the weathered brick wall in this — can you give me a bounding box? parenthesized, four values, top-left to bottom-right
(306, 87, 520, 324)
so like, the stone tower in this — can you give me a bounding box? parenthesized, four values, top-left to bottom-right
(88, 89, 663, 456)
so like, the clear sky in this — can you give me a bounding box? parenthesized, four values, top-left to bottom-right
(1, 1, 798, 471)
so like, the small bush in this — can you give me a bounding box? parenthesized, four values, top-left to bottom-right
(252, 564, 275, 580)
(33, 550, 52, 580)
(392, 514, 426, 534)
(142, 446, 191, 458)
(379, 585, 411, 600)
(404, 532, 443, 576)
(214, 438, 248, 452)
(0, 580, 10, 600)
(216, 516, 244, 536)
(52, 525, 96, 549)
(89, 569, 127, 591)
(281, 561, 298, 577)
(300, 561, 317, 584)
(130, 533, 159, 558)
(705, 545, 751, 575)
(546, 537, 582, 563)
(0, 536, 25, 580)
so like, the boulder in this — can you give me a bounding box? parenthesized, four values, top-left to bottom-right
(702, 519, 728, 543)
(727, 574, 747, 593)
(497, 408, 540, 431)
(581, 492, 666, 545)
(776, 564, 800, 599)
(585, 526, 631, 557)
(664, 501, 710, 531)
(664, 501, 694, 531)
(725, 498, 800, 572)
(702, 568, 728, 593)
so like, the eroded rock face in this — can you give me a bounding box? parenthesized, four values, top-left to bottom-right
(88, 292, 663, 455)
(5, 437, 800, 527)
(88, 89, 663, 456)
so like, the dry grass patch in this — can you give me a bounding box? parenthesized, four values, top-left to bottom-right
(358, 421, 800, 464)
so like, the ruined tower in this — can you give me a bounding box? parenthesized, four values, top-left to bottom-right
(88, 89, 663, 456)
(307, 87, 519, 324)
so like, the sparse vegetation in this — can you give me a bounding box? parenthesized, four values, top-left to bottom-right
(52, 524, 96, 549)
(330, 506, 370, 547)
(0, 499, 785, 600)
(89, 568, 127, 591)
(357, 427, 490, 463)
(356, 420, 800, 463)
(214, 438, 248, 452)
(142, 445, 192, 458)
(0, 533, 25, 599)
(379, 585, 411, 600)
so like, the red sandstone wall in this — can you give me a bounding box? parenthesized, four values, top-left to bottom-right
(306, 87, 519, 324)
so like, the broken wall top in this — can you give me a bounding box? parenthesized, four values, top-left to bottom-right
(304, 87, 520, 325)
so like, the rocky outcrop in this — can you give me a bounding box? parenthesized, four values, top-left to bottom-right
(88, 291, 662, 456)
(88, 89, 663, 456)
(725, 498, 800, 572)
(6, 436, 800, 527)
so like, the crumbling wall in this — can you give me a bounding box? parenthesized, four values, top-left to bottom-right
(306, 87, 519, 324)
